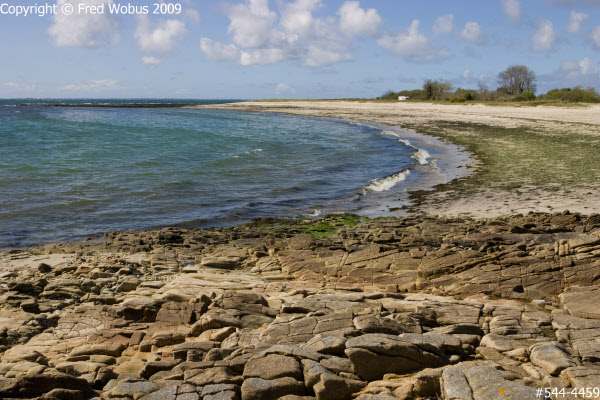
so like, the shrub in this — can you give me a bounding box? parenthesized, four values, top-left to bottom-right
(423, 79, 452, 100)
(377, 90, 399, 100)
(543, 87, 600, 103)
(519, 91, 536, 101)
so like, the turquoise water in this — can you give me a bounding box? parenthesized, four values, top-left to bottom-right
(0, 99, 458, 249)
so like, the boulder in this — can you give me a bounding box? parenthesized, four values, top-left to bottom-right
(530, 342, 574, 376)
(241, 377, 306, 400)
(243, 354, 303, 381)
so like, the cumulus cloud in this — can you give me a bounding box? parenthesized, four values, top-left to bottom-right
(141, 56, 161, 66)
(60, 79, 120, 92)
(502, 0, 521, 23)
(579, 56, 597, 75)
(280, 0, 321, 36)
(568, 10, 588, 33)
(377, 20, 451, 63)
(134, 15, 187, 54)
(433, 14, 454, 34)
(199, 38, 241, 61)
(199, 0, 383, 67)
(227, 0, 277, 48)
(532, 19, 556, 52)
(48, 0, 120, 47)
(338, 1, 381, 37)
(460, 22, 484, 44)
(275, 83, 296, 95)
(543, 56, 599, 88)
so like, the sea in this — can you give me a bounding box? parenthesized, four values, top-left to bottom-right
(0, 99, 469, 249)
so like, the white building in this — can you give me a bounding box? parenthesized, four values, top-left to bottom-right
(398, 96, 410, 101)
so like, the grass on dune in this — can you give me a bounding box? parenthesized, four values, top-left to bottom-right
(403, 120, 600, 194)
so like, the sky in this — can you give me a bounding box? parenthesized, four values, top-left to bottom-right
(1, 0, 599, 99)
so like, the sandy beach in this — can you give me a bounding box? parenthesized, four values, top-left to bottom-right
(193, 101, 600, 218)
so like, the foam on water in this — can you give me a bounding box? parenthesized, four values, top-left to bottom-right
(366, 169, 411, 192)
(411, 148, 431, 165)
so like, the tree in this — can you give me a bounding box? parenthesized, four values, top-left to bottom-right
(423, 79, 452, 100)
(497, 65, 536, 95)
(477, 79, 489, 95)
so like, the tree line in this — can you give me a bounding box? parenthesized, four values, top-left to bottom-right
(379, 64, 600, 103)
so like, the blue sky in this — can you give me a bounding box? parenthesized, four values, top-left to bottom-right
(1, 0, 599, 98)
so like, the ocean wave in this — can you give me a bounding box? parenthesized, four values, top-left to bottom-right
(366, 169, 411, 192)
(233, 148, 263, 159)
(381, 130, 400, 138)
(305, 209, 322, 217)
(411, 148, 431, 165)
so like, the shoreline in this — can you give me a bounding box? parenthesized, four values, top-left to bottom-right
(191, 101, 600, 218)
(1, 101, 600, 399)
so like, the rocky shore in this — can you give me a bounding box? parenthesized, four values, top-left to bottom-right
(1, 212, 599, 399)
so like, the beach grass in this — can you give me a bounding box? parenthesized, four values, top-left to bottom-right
(410, 120, 600, 192)
(252, 98, 593, 107)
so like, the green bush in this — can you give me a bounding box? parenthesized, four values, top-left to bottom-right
(464, 93, 474, 101)
(519, 91, 536, 101)
(543, 87, 600, 103)
(377, 89, 425, 100)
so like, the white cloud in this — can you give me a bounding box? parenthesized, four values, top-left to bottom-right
(545, 56, 599, 88)
(462, 69, 471, 80)
(141, 56, 161, 66)
(593, 26, 600, 49)
(240, 47, 291, 66)
(338, 1, 381, 37)
(377, 20, 451, 63)
(568, 10, 588, 33)
(134, 15, 187, 54)
(227, 0, 277, 48)
(48, 0, 120, 47)
(60, 79, 120, 92)
(502, 0, 521, 23)
(199, 0, 380, 67)
(275, 83, 296, 95)
(302, 16, 352, 66)
(433, 14, 454, 34)
(460, 22, 484, 44)
(280, 0, 320, 36)
(200, 38, 241, 61)
(579, 56, 598, 75)
(532, 19, 556, 52)
(304, 42, 352, 66)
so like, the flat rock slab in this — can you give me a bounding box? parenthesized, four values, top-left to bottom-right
(560, 286, 600, 319)
(442, 364, 537, 400)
